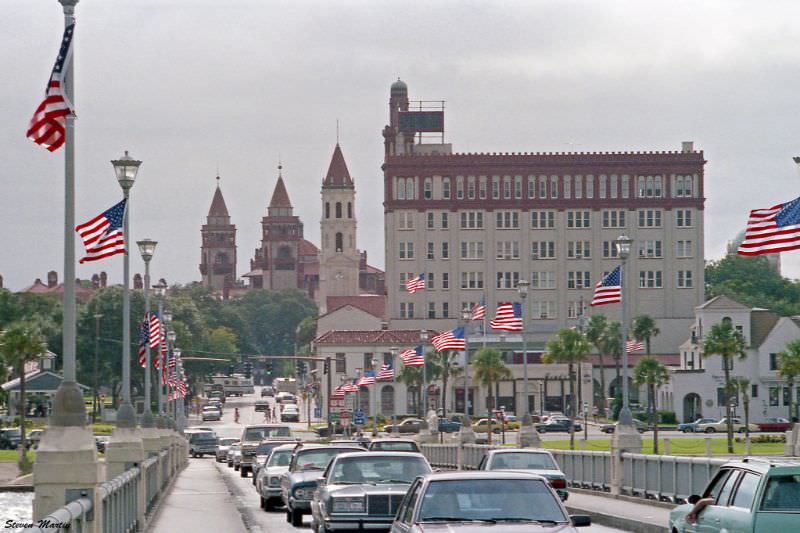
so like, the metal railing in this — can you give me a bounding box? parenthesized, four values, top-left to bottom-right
(143, 454, 160, 513)
(550, 449, 612, 491)
(99, 465, 140, 533)
(21, 497, 94, 533)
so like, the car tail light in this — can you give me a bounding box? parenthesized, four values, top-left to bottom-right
(549, 478, 567, 489)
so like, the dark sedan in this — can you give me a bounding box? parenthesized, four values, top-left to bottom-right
(536, 418, 582, 433)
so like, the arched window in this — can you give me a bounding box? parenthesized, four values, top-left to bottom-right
(684, 176, 693, 197)
(278, 246, 291, 258)
(610, 175, 618, 198)
(347, 202, 352, 218)
(397, 178, 406, 200)
(575, 175, 582, 199)
(335, 232, 343, 252)
(675, 176, 684, 198)
(467, 176, 476, 199)
(622, 175, 630, 198)
(442, 177, 451, 199)
(406, 178, 415, 200)
(539, 175, 547, 198)
(528, 176, 536, 199)
(456, 176, 464, 199)
(563, 176, 571, 199)
(424, 177, 432, 199)
(637, 176, 646, 197)
(585, 175, 593, 198)
(599, 175, 607, 199)
(335, 202, 342, 218)
(325, 202, 330, 219)
(654, 175, 663, 197)
(381, 385, 395, 415)
(550, 176, 558, 198)
(215, 252, 227, 264)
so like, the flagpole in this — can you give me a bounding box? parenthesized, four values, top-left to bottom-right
(50, 0, 84, 427)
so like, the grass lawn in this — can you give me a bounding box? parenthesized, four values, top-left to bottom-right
(540, 438, 786, 456)
(0, 450, 35, 462)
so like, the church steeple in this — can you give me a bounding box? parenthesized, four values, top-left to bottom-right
(268, 164, 293, 216)
(323, 144, 353, 188)
(207, 176, 230, 222)
(200, 176, 237, 294)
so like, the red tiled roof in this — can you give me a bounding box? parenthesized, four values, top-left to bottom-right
(323, 144, 353, 187)
(298, 239, 320, 256)
(315, 329, 425, 345)
(269, 176, 292, 208)
(208, 184, 230, 217)
(364, 264, 384, 274)
(325, 295, 386, 318)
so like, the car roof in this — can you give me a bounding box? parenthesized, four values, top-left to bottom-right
(489, 448, 553, 456)
(370, 438, 417, 443)
(295, 444, 362, 452)
(734, 457, 800, 473)
(271, 443, 298, 451)
(421, 471, 549, 481)
(332, 451, 426, 460)
(244, 424, 290, 429)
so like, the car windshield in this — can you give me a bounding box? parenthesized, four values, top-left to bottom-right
(219, 439, 238, 446)
(190, 433, 217, 443)
(244, 427, 291, 440)
(418, 479, 567, 523)
(490, 453, 557, 470)
(329, 456, 431, 484)
(256, 442, 283, 455)
(293, 449, 356, 472)
(372, 442, 417, 452)
(268, 450, 292, 467)
(760, 475, 800, 511)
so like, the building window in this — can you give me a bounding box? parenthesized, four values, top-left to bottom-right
(676, 240, 693, 258)
(348, 202, 352, 218)
(496, 271, 519, 289)
(456, 176, 464, 200)
(531, 271, 556, 289)
(406, 178, 415, 200)
(424, 178, 432, 199)
(769, 387, 779, 407)
(468, 176, 476, 199)
(676, 209, 693, 228)
(602, 210, 626, 228)
(532, 301, 555, 319)
(336, 232, 343, 252)
(638, 209, 662, 227)
(492, 176, 500, 199)
(460, 211, 484, 229)
(567, 300, 585, 319)
(514, 176, 522, 199)
(427, 212, 435, 229)
(325, 202, 330, 219)
(399, 302, 415, 319)
(637, 176, 646, 198)
(441, 241, 449, 259)
(442, 272, 449, 290)
(336, 353, 346, 373)
(677, 270, 693, 288)
(586, 175, 593, 198)
(442, 177, 451, 199)
(428, 302, 436, 319)
(567, 241, 591, 259)
(440, 302, 449, 318)
(622, 175, 630, 198)
(567, 271, 592, 289)
(751, 384, 758, 398)
(427, 273, 435, 289)
(567, 210, 591, 228)
(441, 212, 449, 229)
(479, 176, 487, 199)
(769, 353, 778, 371)
(539, 175, 547, 198)
(398, 211, 414, 230)
(427, 242, 435, 260)
(638, 240, 662, 258)
(610, 175, 618, 198)
(460, 272, 484, 289)
(460, 241, 484, 260)
(528, 176, 536, 199)
(599, 175, 607, 198)
(399, 242, 414, 259)
(503, 176, 511, 199)
(639, 270, 663, 288)
(496, 241, 520, 260)
(496, 210, 520, 229)
(550, 176, 558, 198)
(335, 202, 342, 218)
(563, 176, 571, 199)
(531, 210, 556, 229)
(575, 175, 584, 198)
(531, 241, 556, 259)
(397, 178, 405, 200)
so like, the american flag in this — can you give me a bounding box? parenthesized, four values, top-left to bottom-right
(406, 273, 426, 294)
(343, 382, 359, 393)
(148, 313, 162, 349)
(400, 346, 425, 367)
(376, 364, 394, 381)
(27, 23, 75, 152)
(137, 316, 149, 368)
(357, 371, 376, 386)
(626, 340, 645, 353)
(431, 327, 466, 352)
(591, 266, 622, 306)
(737, 195, 800, 255)
(471, 296, 486, 321)
(75, 199, 127, 264)
(490, 302, 523, 332)
(330, 386, 345, 400)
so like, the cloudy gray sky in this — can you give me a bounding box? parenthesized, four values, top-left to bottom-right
(4, 0, 800, 290)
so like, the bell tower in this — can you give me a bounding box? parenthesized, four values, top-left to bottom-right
(318, 143, 360, 312)
(200, 176, 237, 291)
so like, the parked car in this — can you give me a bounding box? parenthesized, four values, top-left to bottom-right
(0, 428, 22, 449)
(255, 399, 270, 412)
(600, 419, 648, 434)
(201, 405, 222, 422)
(188, 430, 218, 458)
(95, 435, 111, 453)
(215, 438, 239, 462)
(280, 444, 363, 527)
(389, 471, 591, 532)
(330, 439, 371, 449)
(311, 452, 432, 532)
(239, 424, 293, 477)
(472, 418, 521, 434)
(261, 387, 274, 397)
(757, 417, 794, 432)
(478, 449, 569, 501)
(669, 457, 800, 532)
(280, 404, 300, 422)
(678, 418, 718, 433)
(438, 418, 462, 433)
(382, 418, 424, 434)
(257, 443, 295, 511)
(368, 438, 421, 453)
(26, 429, 44, 449)
(276, 392, 297, 405)
(696, 418, 759, 434)
(536, 417, 582, 433)
(208, 391, 225, 404)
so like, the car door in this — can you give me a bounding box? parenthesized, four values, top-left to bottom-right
(392, 478, 422, 533)
(695, 469, 741, 533)
(721, 470, 760, 532)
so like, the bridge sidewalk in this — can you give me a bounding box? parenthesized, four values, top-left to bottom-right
(147, 459, 248, 533)
(565, 490, 672, 533)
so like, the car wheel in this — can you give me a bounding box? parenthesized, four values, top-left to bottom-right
(738, 427, 747, 433)
(291, 508, 303, 527)
(227, 461, 233, 468)
(265, 499, 276, 512)
(240, 468, 247, 478)
(492, 428, 501, 434)
(260, 496, 267, 510)
(705, 428, 716, 433)
(681, 428, 689, 433)
(286, 509, 292, 523)
(234, 464, 240, 471)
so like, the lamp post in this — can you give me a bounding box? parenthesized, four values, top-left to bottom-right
(518, 279, 531, 422)
(371, 357, 379, 437)
(615, 235, 634, 427)
(175, 348, 186, 431)
(153, 282, 167, 425)
(92, 313, 103, 423)
(167, 327, 176, 426)
(420, 330, 429, 418)
(137, 238, 157, 428)
(460, 310, 472, 420)
(113, 151, 142, 429)
(390, 346, 399, 435)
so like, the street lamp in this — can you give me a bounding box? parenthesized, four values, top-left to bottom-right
(167, 330, 177, 425)
(615, 234, 634, 427)
(371, 356, 380, 437)
(113, 150, 142, 429)
(390, 346, 399, 435)
(137, 238, 158, 428)
(518, 279, 531, 423)
(174, 347, 186, 430)
(153, 281, 167, 426)
(460, 309, 472, 421)
(420, 329, 429, 418)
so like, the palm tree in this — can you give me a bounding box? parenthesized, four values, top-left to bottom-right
(397, 365, 423, 416)
(632, 315, 661, 354)
(731, 376, 752, 438)
(0, 321, 48, 468)
(472, 348, 511, 445)
(602, 321, 623, 407)
(701, 320, 747, 453)
(777, 340, 800, 422)
(543, 328, 592, 450)
(585, 314, 609, 415)
(633, 356, 670, 454)
(428, 350, 463, 420)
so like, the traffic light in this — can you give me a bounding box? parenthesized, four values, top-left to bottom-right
(296, 360, 305, 376)
(323, 358, 330, 375)
(244, 362, 253, 379)
(265, 362, 273, 375)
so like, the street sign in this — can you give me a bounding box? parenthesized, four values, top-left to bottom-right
(330, 412, 340, 423)
(330, 399, 344, 409)
(339, 409, 349, 419)
(344, 396, 355, 410)
(314, 407, 321, 418)
(354, 409, 366, 425)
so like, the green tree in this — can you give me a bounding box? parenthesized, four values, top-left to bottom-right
(472, 347, 512, 445)
(427, 350, 463, 420)
(585, 314, 609, 414)
(231, 289, 317, 356)
(633, 356, 670, 453)
(731, 376, 752, 438)
(632, 315, 660, 354)
(0, 322, 48, 470)
(295, 316, 318, 355)
(543, 328, 591, 450)
(397, 365, 423, 416)
(702, 320, 747, 453)
(602, 321, 623, 404)
(778, 340, 800, 422)
(706, 254, 800, 315)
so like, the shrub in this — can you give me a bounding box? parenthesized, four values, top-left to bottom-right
(735, 434, 785, 444)
(657, 411, 677, 424)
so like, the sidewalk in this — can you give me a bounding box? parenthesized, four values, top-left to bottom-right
(566, 490, 672, 533)
(148, 459, 247, 533)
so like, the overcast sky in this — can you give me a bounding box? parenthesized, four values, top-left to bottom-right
(4, 0, 800, 291)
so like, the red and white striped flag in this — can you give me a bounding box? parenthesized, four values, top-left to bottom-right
(490, 302, 523, 332)
(376, 364, 395, 381)
(626, 340, 645, 353)
(148, 313, 162, 349)
(471, 297, 486, 321)
(75, 199, 126, 264)
(330, 386, 345, 400)
(400, 346, 425, 367)
(591, 266, 622, 306)
(431, 328, 466, 352)
(738, 195, 800, 255)
(406, 273, 426, 294)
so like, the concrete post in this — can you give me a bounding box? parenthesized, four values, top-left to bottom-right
(519, 418, 541, 448)
(663, 438, 670, 455)
(786, 424, 800, 456)
(610, 424, 642, 495)
(705, 437, 712, 457)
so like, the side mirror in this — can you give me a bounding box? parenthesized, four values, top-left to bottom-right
(317, 476, 326, 484)
(688, 494, 702, 504)
(570, 515, 591, 527)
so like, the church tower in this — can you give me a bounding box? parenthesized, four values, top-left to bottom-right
(200, 177, 237, 292)
(318, 144, 360, 312)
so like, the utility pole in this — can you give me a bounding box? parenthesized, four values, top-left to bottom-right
(326, 357, 332, 436)
(92, 313, 102, 423)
